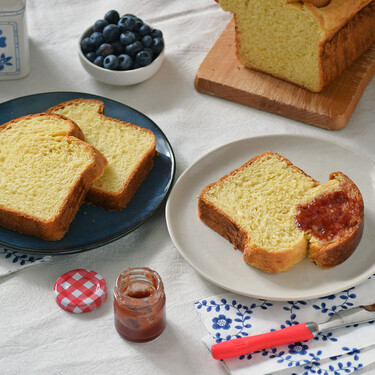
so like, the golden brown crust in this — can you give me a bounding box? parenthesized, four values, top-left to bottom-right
(0, 135, 107, 241)
(198, 152, 364, 273)
(198, 195, 249, 252)
(46, 99, 156, 210)
(304, 0, 331, 8)
(199, 192, 308, 273)
(315, 0, 373, 34)
(87, 153, 154, 210)
(198, 153, 318, 273)
(243, 238, 308, 273)
(307, 171, 364, 268)
(227, 0, 375, 92)
(0, 113, 85, 140)
(202, 152, 319, 189)
(318, 1, 375, 91)
(308, 221, 364, 268)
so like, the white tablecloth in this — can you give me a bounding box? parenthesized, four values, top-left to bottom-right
(1, 1, 374, 374)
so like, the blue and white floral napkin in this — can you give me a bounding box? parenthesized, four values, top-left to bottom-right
(0, 248, 52, 278)
(195, 275, 375, 375)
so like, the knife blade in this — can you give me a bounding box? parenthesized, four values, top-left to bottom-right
(211, 303, 375, 360)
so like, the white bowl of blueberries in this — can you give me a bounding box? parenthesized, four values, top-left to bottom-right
(79, 10, 165, 86)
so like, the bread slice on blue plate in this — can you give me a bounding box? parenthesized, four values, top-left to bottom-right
(0, 113, 107, 241)
(47, 99, 156, 210)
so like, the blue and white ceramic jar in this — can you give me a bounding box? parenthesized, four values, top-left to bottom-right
(0, 0, 30, 80)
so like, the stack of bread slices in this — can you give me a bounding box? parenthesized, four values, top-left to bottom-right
(0, 99, 156, 241)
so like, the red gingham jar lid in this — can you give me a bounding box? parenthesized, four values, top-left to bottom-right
(54, 269, 107, 313)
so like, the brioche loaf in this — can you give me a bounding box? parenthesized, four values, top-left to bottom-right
(198, 152, 364, 273)
(47, 99, 156, 210)
(215, 0, 375, 92)
(0, 113, 107, 241)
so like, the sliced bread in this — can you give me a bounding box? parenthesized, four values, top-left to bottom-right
(0, 113, 107, 241)
(198, 152, 364, 273)
(46, 99, 156, 210)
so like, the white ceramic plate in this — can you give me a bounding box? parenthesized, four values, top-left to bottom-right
(166, 134, 375, 301)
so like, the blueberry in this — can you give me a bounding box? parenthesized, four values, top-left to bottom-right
(85, 51, 96, 62)
(96, 43, 114, 57)
(103, 54, 119, 70)
(104, 10, 120, 25)
(93, 56, 104, 67)
(118, 54, 133, 70)
(133, 32, 142, 41)
(81, 37, 94, 54)
(120, 31, 136, 45)
(141, 35, 152, 48)
(143, 47, 154, 59)
(111, 40, 124, 55)
(135, 50, 153, 67)
(150, 29, 163, 38)
(125, 41, 143, 57)
(93, 19, 108, 33)
(152, 37, 164, 55)
(139, 24, 151, 37)
(103, 24, 120, 42)
(89, 32, 104, 48)
(118, 16, 135, 32)
(123, 13, 136, 18)
(133, 17, 144, 32)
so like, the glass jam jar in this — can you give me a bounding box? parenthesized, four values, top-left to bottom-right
(114, 267, 166, 343)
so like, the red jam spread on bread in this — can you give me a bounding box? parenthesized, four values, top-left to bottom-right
(295, 190, 360, 241)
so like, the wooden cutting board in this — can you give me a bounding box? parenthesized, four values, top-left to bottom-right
(195, 19, 375, 130)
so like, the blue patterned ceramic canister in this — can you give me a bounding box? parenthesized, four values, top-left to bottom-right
(0, 0, 30, 80)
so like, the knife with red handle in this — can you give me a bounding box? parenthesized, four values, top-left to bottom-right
(211, 303, 375, 360)
(212, 322, 316, 360)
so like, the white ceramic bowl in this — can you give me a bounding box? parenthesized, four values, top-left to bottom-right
(78, 27, 164, 86)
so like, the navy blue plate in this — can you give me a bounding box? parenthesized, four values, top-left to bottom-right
(0, 92, 175, 255)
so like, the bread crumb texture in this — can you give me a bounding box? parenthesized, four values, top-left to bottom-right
(219, 0, 322, 90)
(203, 153, 339, 250)
(217, 0, 375, 91)
(200, 152, 363, 272)
(52, 100, 155, 193)
(0, 117, 94, 221)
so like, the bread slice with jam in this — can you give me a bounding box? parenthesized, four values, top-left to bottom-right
(198, 152, 364, 273)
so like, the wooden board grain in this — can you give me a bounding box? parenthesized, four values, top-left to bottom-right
(195, 19, 375, 130)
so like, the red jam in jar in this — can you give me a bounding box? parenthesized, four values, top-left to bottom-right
(114, 267, 166, 343)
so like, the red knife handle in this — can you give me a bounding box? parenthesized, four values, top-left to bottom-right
(211, 323, 315, 360)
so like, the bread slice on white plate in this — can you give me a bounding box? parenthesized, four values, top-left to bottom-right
(198, 152, 364, 273)
(47, 99, 156, 210)
(0, 113, 107, 241)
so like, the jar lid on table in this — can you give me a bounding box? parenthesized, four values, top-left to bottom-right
(54, 269, 107, 313)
